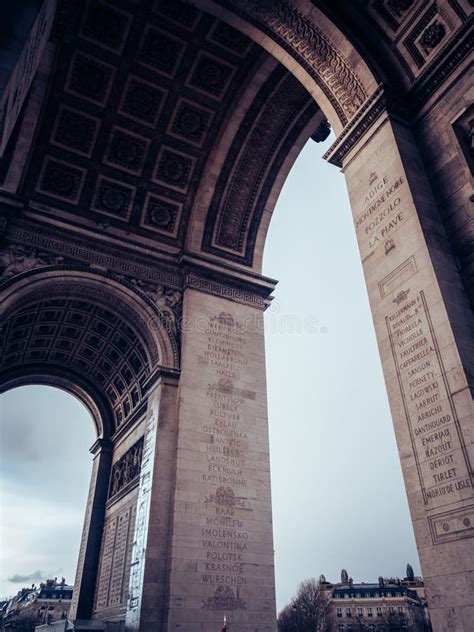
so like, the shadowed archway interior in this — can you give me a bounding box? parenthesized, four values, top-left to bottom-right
(0, 297, 150, 436)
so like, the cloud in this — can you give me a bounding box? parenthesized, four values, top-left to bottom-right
(8, 570, 45, 583)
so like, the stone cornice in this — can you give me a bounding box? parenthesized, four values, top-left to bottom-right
(2, 217, 276, 315)
(109, 401, 148, 448)
(4, 217, 182, 289)
(184, 262, 276, 310)
(323, 85, 388, 167)
(90, 437, 113, 456)
(141, 365, 181, 394)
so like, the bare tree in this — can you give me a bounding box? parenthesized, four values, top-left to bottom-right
(277, 602, 299, 632)
(277, 578, 330, 632)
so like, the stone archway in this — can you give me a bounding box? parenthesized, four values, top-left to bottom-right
(0, 1, 472, 631)
(0, 267, 181, 624)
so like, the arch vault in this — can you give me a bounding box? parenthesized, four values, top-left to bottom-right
(0, 1, 472, 631)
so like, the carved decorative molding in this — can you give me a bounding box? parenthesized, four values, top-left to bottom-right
(420, 20, 447, 54)
(323, 85, 389, 167)
(204, 485, 252, 511)
(0, 243, 66, 279)
(5, 221, 182, 288)
(324, 19, 472, 169)
(185, 269, 273, 310)
(110, 274, 183, 341)
(202, 585, 247, 611)
(211, 72, 314, 256)
(410, 23, 473, 108)
(201, 66, 318, 265)
(214, 0, 367, 124)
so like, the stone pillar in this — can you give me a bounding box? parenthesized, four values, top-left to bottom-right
(71, 437, 112, 620)
(125, 372, 180, 632)
(162, 278, 276, 632)
(328, 106, 473, 631)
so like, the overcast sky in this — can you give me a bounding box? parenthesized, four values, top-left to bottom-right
(0, 134, 420, 606)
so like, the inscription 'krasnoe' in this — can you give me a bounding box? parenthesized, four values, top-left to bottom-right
(200, 312, 254, 606)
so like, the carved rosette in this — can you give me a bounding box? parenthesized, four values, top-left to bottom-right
(420, 21, 446, 54)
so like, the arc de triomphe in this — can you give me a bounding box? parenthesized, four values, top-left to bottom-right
(0, 1, 472, 631)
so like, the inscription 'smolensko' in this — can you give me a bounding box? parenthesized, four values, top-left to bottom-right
(200, 313, 254, 607)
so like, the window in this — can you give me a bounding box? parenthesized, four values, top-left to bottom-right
(346, 608, 352, 618)
(344, 593, 349, 599)
(368, 625, 375, 632)
(399, 606, 405, 616)
(389, 606, 395, 614)
(376, 607, 382, 617)
(374, 592, 379, 597)
(338, 626, 344, 632)
(337, 607, 342, 618)
(357, 607, 363, 617)
(347, 626, 352, 632)
(367, 607, 373, 617)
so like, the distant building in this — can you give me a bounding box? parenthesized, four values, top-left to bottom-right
(35, 622, 106, 632)
(320, 566, 431, 631)
(1, 578, 73, 629)
(35, 622, 74, 632)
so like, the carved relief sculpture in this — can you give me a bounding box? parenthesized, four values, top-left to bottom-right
(108, 438, 144, 500)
